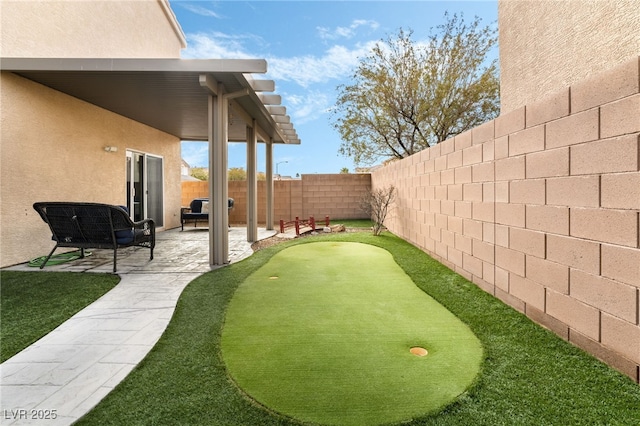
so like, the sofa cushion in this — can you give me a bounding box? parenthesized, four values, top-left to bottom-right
(114, 205, 134, 243)
(190, 199, 202, 213)
(115, 230, 134, 244)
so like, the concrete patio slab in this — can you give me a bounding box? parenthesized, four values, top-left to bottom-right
(0, 227, 276, 425)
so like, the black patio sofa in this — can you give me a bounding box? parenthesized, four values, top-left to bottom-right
(33, 202, 155, 273)
(180, 197, 234, 230)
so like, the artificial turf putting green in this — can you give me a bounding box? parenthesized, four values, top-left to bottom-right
(222, 242, 483, 425)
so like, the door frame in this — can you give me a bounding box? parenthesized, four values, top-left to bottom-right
(126, 150, 165, 228)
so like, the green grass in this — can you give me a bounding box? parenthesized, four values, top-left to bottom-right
(0, 271, 119, 362)
(334, 218, 374, 228)
(222, 242, 483, 425)
(77, 232, 640, 425)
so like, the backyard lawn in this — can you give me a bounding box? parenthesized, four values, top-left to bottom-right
(0, 271, 119, 362)
(75, 231, 640, 425)
(222, 242, 483, 425)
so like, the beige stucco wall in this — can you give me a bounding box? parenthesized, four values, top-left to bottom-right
(499, 0, 640, 113)
(0, 73, 182, 267)
(0, 0, 185, 58)
(0, 0, 186, 267)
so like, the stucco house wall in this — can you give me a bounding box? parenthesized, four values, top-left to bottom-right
(0, 0, 186, 267)
(498, 0, 640, 113)
(372, 57, 640, 382)
(0, 0, 184, 58)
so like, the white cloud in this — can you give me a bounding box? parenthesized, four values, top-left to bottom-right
(284, 91, 332, 125)
(181, 32, 266, 59)
(179, 3, 223, 19)
(182, 31, 375, 88)
(181, 141, 209, 168)
(317, 19, 379, 40)
(266, 42, 376, 87)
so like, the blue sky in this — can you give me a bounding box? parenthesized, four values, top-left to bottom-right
(173, 0, 498, 176)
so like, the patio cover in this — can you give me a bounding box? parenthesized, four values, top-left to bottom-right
(1, 57, 300, 266)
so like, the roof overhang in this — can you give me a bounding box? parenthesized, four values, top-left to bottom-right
(0, 57, 300, 144)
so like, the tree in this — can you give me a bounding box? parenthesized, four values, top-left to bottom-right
(190, 167, 209, 181)
(228, 167, 246, 181)
(332, 13, 499, 166)
(228, 168, 266, 181)
(359, 185, 396, 236)
(340, 167, 350, 174)
(191, 166, 277, 181)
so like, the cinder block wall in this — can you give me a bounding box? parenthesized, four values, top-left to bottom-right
(181, 181, 206, 207)
(301, 174, 372, 220)
(372, 57, 640, 382)
(181, 174, 371, 226)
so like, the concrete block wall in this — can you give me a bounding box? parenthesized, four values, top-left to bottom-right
(372, 56, 640, 382)
(181, 181, 206, 208)
(181, 173, 371, 226)
(300, 174, 372, 220)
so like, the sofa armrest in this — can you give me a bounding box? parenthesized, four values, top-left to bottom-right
(130, 218, 155, 245)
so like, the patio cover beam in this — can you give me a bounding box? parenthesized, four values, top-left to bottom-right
(273, 115, 291, 124)
(257, 93, 282, 105)
(199, 74, 219, 96)
(0, 57, 268, 73)
(248, 79, 275, 92)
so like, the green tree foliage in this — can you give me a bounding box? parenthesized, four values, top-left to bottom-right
(340, 167, 350, 174)
(228, 168, 266, 181)
(190, 167, 209, 181)
(332, 13, 499, 165)
(228, 167, 247, 181)
(190, 167, 272, 181)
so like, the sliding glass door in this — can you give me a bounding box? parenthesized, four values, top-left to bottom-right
(146, 155, 164, 227)
(126, 150, 164, 227)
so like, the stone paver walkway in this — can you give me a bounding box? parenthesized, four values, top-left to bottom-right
(0, 227, 275, 425)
